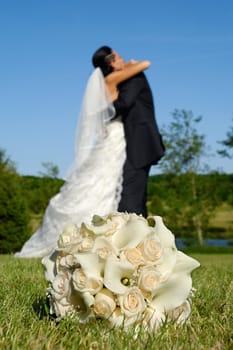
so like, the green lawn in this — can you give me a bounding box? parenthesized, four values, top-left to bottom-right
(0, 253, 232, 350)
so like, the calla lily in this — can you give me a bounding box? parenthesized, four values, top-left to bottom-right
(42, 250, 58, 282)
(73, 252, 104, 277)
(153, 216, 176, 248)
(111, 215, 153, 250)
(154, 247, 177, 278)
(82, 291, 95, 308)
(148, 216, 178, 277)
(149, 274, 192, 312)
(149, 251, 200, 312)
(173, 251, 200, 273)
(104, 256, 135, 294)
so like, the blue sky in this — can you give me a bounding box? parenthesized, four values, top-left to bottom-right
(0, 0, 232, 177)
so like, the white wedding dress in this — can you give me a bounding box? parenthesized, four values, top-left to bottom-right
(16, 68, 126, 258)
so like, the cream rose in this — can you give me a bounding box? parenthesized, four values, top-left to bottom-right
(50, 296, 74, 318)
(138, 236, 162, 262)
(93, 288, 116, 318)
(51, 270, 71, 301)
(138, 266, 162, 295)
(79, 237, 94, 252)
(122, 248, 145, 266)
(56, 254, 80, 271)
(72, 268, 103, 295)
(118, 287, 146, 317)
(58, 224, 80, 248)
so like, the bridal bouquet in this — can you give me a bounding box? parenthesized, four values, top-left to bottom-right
(42, 212, 200, 331)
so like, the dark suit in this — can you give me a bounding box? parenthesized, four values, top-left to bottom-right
(113, 72, 165, 216)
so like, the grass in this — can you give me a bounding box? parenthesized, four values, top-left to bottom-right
(0, 253, 233, 350)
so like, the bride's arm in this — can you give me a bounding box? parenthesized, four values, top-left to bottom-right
(106, 60, 151, 85)
(105, 60, 151, 100)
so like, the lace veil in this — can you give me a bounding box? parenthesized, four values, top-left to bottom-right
(65, 67, 115, 179)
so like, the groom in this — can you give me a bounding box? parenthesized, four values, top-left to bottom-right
(114, 58, 165, 217)
(92, 46, 165, 217)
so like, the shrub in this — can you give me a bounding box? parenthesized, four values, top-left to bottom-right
(0, 171, 30, 254)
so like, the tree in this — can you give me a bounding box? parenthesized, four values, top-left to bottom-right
(0, 148, 30, 253)
(38, 161, 59, 178)
(157, 109, 214, 245)
(158, 109, 208, 174)
(0, 148, 16, 173)
(218, 118, 233, 158)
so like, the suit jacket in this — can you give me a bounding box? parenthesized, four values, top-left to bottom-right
(113, 72, 165, 169)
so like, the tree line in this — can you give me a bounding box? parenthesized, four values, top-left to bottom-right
(1, 109, 232, 253)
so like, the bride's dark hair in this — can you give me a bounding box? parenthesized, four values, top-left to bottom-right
(92, 46, 114, 76)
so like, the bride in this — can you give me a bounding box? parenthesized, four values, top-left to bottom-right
(15, 46, 151, 258)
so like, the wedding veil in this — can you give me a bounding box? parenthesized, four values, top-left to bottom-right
(65, 67, 115, 179)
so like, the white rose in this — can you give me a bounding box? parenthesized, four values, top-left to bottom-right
(138, 236, 162, 263)
(138, 266, 163, 296)
(92, 237, 118, 259)
(121, 248, 145, 266)
(93, 288, 116, 318)
(51, 270, 71, 301)
(58, 224, 80, 248)
(50, 296, 74, 318)
(118, 287, 146, 317)
(55, 254, 80, 272)
(72, 268, 103, 295)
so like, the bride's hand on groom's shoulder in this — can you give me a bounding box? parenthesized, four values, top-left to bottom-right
(125, 59, 138, 66)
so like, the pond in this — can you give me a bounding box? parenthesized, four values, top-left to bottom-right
(175, 238, 233, 249)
